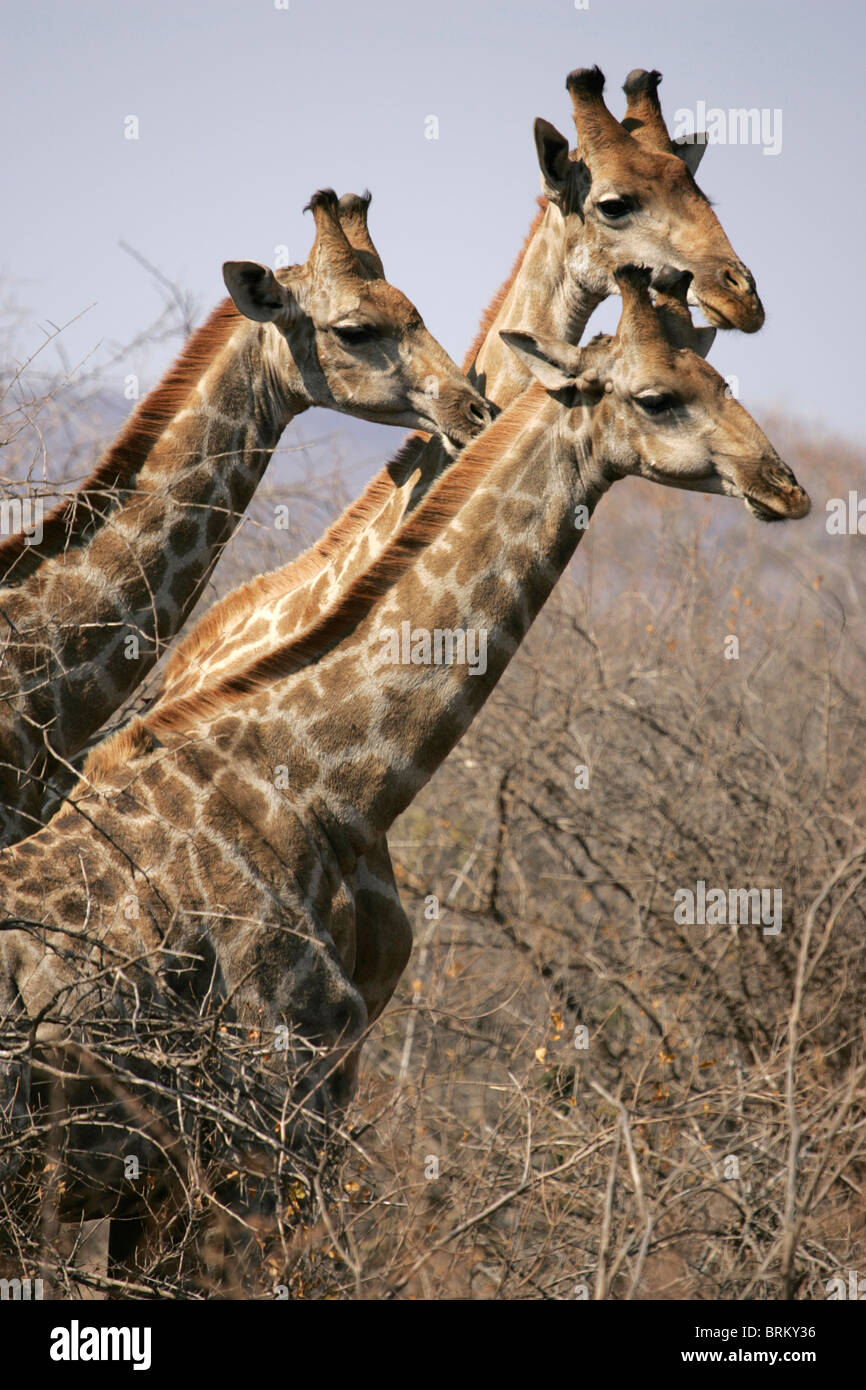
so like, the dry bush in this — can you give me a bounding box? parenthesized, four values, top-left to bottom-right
(0, 990, 357, 1299)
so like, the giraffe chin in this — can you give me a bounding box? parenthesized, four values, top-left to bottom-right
(440, 433, 465, 459)
(695, 295, 765, 334)
(743, 492, 810, 523)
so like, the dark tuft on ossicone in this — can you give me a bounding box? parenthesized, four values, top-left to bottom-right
(614, 264, 653, 292)
(566, 66, 605, 100)
(338, 190, 373, 216)
(304, 188, 340, 215)
(622, 68, 663, 99)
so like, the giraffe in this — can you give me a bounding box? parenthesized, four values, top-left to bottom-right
(0, 189, 489, 847)
(0, 268, 809, 1222)
(140, 65, 767, 1032)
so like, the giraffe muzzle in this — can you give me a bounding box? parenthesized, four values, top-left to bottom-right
(739, 459, 810, 522)
(693, 262, 765, 333)
(435, 390, 494, 451)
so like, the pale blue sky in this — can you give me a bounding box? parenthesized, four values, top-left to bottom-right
(2, 0, 863, 444)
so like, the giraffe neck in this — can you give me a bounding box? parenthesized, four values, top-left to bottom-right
(158, 200, 604, 708)
(0, 315, 300, 787)
(167, 386, 608, 868)
(470, 202, 603, 401)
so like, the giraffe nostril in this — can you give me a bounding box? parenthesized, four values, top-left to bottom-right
(722, 264, 756, 296)
(467, 400, 488, 427)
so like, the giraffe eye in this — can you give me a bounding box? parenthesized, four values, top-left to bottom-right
(636, 391, 678, 416)
(597, 197, 632, 220)
(331, 323, 376, 344)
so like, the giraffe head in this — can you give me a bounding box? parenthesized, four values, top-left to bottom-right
(502, 266, 809, 522)
(222, 189, 490, 450)
(533, 66, 764, 332)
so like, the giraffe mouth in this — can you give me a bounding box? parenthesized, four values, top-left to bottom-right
(699, 301, 734, 329)
(744, 495, 787, 523)
(680, 274, 764, 334)
(743, 491, 810, 523)
(409, 410, 461, 451)
(691, 290, 765, 334)
(441, 432, 467, 458)
(711, 451, 810, 522)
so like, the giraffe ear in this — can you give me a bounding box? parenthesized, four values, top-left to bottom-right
(533, 118, 573, 202)
(671, 134, 708, 174)
(223, 262, 294, 323)
(500, 329, 586, 392)
(692, 325, 717, 359)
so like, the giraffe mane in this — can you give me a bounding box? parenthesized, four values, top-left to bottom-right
(142, 384, 546, 738)
(460, 197, 548, 374)
(159, 198, 552, 702)
(0, 298, 243, 583)
(83, 720, 159, 784)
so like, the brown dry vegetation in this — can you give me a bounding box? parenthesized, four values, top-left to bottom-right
(1, 302, 865, 1299)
